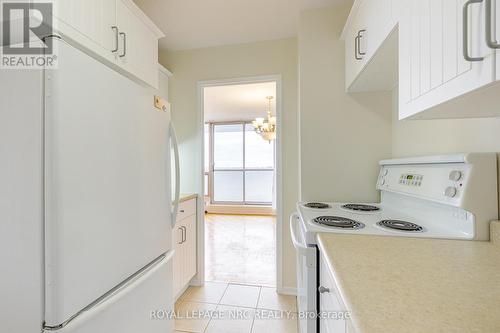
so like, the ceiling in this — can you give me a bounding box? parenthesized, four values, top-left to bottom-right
(204, 82, 277, 123)
(134, 0, 352, 51)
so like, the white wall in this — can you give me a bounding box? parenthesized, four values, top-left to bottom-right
(392, 89, 500, 156)
(392, 89, 500, 212)
(159, 38, 299, 290)
(298, 6, 393, 203)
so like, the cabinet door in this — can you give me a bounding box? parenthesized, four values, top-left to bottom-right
(365, 0, 392, 56)
(400, 0, 495, 119)
(55, 0, 117, 54)
(182, 215, 197, 285)
(319, 255, 346, 333)
(116, 0, 159, 88)
(345, 2, 369, 90)
(345, 0, 395, 91)
(172, 225, 183, 299)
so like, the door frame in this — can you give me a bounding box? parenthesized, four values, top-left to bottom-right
(194, 75, 284, 292)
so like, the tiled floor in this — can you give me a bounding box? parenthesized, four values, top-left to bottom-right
(174, 282, 297, 333)
(205, 214, 276, 287)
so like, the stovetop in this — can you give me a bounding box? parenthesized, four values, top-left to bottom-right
(297, 201, 473, 245)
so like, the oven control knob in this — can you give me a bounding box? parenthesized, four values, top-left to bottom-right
(444, 186, 457, 198)
(380, 178, 386, 186)
(383, 169, 388, 176)
(449, 170, 463, 182)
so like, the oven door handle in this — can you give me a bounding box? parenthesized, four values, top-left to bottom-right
(290, 213, 310, 254)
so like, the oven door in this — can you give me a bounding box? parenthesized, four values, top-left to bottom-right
(290, 213, 317, 333)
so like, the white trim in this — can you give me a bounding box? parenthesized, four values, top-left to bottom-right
(121, 0, 165, 38)
(196, 75, 284, 291)
(158, 64, 173, 77)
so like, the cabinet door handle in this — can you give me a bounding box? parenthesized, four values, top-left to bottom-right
(181, 226, 187, 243)
(486, 0, 500, 49)
(119, 32, 127, 58)
(111, 26, 119, 53)
(178, 227, 183, 244)
(355, 30, 366, 60)
(463, 0, 485, 61)
(355, 35, 362, 60)
(357, 30, 366, 56)
(318, 286, 330, 294)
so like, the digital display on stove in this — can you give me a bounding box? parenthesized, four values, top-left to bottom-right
(400, 174, 423, 186)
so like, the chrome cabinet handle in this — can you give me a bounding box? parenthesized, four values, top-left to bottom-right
(119, 32, 127, 57)
(318, 286, 330, 294)
(178, 227, 183, 244)
(111, 26, 119, 53)
(357, 30, 366, 56)
(181, 226, 187, 243)
(486, 0, 500, 49)
(355, 35, 362, 60)
(463, 0, 485, 61)
(354, 30, 366, 60)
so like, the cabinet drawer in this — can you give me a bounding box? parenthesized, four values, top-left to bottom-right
(177, 198, 197, 222)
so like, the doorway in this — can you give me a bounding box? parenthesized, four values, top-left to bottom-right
(197, 76, 283, 290)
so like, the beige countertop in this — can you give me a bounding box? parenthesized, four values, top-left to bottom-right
(317, 222, 500, 333)
(179, 193, 198, 203)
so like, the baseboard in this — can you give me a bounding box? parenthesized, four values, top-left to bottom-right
(174, 283, 191, 302)
(206, 204, 276, 216)
(189, 278, 203, 287)
(277, 286, 297, 296)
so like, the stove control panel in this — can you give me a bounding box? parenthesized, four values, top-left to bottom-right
(377, 153, 498, 240)
(377, 163, 470, 206)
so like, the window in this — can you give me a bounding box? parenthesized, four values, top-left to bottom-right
(209, 122, 275, 205)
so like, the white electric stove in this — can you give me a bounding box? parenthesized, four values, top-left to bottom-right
(291, 153, 499, 333)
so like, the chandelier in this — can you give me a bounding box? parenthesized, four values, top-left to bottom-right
(252, 96, 276, 142)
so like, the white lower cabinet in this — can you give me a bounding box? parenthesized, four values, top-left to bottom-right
(319, 252, 349, 333)
(172, 198, 198, 300)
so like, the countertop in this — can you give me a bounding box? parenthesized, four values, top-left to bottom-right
(317, 221, 500, 333)
(178, 193, 198, 203)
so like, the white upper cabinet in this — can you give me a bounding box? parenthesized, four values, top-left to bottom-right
(116, 0, 160, 88)
(344, 0, 500, 119)
(342, 0, 398, 92)
(399, 0, 498, 119)
(54, 0, 163, 88)
(55, 0, 117, 58)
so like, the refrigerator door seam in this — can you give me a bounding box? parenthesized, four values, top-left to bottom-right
(170, 123, 181, 226)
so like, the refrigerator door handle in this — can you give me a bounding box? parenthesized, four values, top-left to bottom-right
(170, 123, 181, 226)
(44, 251, 174, 331)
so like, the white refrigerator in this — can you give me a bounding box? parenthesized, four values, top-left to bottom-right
(0, 37, 179, 333)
